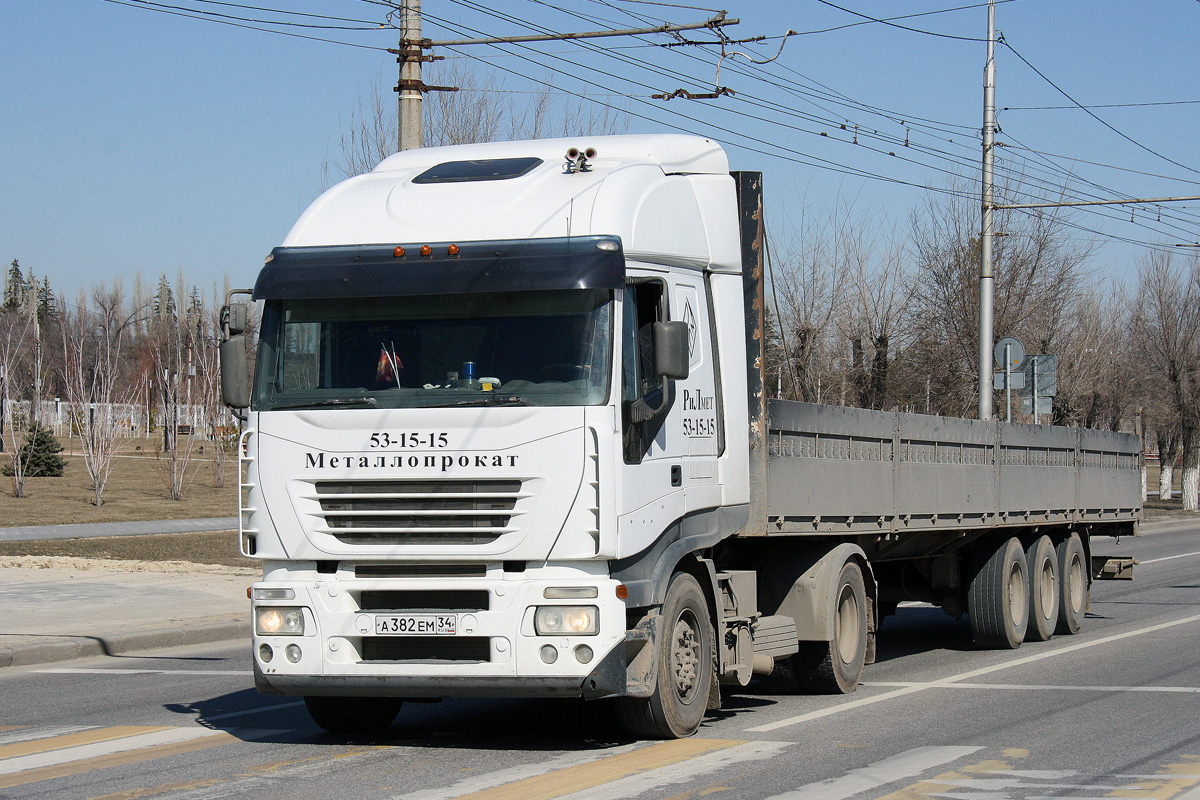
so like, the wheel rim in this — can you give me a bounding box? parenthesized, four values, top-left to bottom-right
(1067, 553, 1085, 615)
(835, 584, 861, 665)
(670, 611, 702, 703)
(1037, 557, 1055, 613)
(1007, 560, 1027, 627)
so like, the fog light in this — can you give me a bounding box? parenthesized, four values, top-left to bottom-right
(539, 644, 558, 664)
(574, 644, 594, 664)
(534, 606, 598, 636)
(259, 644, 273, 663)
(285, 644, 302, 663)
(256, 606, 304, 635)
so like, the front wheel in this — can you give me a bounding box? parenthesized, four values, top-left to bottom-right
(304, 696, 403, 733)
(616, 572, 714, 739)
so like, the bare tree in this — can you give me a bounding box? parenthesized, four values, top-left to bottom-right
(59, 283, 142, 506)
(321, 61, 627, 189)
(767, 206, 849, 403)
(908, 177, 1095, 417)
(148, 275, 206, 501)
(0, 310, 35, 495)
(1132, 251, 1200, 511)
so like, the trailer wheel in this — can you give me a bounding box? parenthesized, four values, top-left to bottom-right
(303, 696, 402, 733)
(968, 537, 1029, 649)
(1055, 532, 1087, 635)
(795, 560, 867, 694)
(616, 572, 713, 739)
(1024, 535, 1059, 642)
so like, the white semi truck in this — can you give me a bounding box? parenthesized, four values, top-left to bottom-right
(219, 134, 1140, 739)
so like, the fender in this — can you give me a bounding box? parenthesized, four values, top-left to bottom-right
(757, 542, 876, 642)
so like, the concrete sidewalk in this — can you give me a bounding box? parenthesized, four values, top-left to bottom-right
(0, 517, 238, 542)
(0, 560, 253, 668)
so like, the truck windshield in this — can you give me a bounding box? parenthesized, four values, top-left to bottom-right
(253, 289, 612, 410)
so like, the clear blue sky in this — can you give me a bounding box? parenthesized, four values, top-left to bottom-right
(3, 1, 1198, 302)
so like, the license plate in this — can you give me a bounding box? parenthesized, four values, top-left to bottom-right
(374, 614, 457, 636)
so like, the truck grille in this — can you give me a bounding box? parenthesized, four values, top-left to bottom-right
(310, 480, 526, 545)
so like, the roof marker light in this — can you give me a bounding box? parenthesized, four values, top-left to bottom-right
(393, 246, 406, 258)
(447, 244, 460, 256)
(420, 245, 433, 258)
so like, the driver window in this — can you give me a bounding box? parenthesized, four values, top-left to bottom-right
(622, 281, 665, 462)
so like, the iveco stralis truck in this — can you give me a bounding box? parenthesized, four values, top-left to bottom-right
(219, 134, 1140, 739)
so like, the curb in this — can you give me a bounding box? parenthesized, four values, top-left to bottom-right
(0, 617, 251, 669)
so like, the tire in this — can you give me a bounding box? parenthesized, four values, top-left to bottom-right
(968, 536, 1029, 649)
(1055, 532, 1088, 635)
(303, 696, 403, 733)
(616, 572, 714, 739)
(1024, 535, 1059, 642)
(795, 560, 868, 694)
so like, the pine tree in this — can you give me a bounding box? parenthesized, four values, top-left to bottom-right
(2, 421, 66, 478)
(3, 259, 24, 311)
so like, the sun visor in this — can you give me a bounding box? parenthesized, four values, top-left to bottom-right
(253, 236, 625, 300)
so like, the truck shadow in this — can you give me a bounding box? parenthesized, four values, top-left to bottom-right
(870, 604, 974, 662)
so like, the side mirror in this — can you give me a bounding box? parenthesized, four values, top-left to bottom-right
(630, 321, 691, 423)
(220, 335, 250, 410)
(653, 321, 690, 381)
(224, 302, 249, 336)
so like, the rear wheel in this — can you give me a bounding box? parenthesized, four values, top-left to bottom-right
(616, 572, 714, 739)
(968, 537, 1029, 649)
(1055, 532, 1088, 635)
(1024, 535, 1059, 642)
(303, 696, 403, 733)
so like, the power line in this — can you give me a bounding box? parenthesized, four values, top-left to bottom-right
(1002, 39, 1200, 178)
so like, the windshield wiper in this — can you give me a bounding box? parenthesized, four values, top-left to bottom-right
(427, 395, 531, 408)
(269, 397, 381, 411)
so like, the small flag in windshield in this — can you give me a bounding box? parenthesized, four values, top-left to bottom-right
(376, 343, 402, 386)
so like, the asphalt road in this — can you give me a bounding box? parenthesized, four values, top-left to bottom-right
(3, 521, 1199, 800)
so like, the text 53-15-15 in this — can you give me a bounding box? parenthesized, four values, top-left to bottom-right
(369, 432, 450, 449)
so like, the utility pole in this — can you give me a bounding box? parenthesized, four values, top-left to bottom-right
(391, 7, 739, 151)
(978, 0, 997, 421)
(397, 0, 423, 151)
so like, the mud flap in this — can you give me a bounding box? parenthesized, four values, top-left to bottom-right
(621, 612, 660, 699)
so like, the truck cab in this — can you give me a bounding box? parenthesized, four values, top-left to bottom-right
(228, 135, 754, 737)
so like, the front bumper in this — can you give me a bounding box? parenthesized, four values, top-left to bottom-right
(251, 563, 628, 700)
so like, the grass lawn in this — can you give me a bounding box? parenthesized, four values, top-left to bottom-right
(0, 435, 237, 527)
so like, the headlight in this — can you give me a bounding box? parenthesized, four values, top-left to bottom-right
(534, 606, 598, 636)
(256, 606, 305, 635)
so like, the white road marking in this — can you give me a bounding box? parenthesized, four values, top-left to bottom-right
(1139, 550, 1200, 565)
(0, 727, 225, 775)
(553, 740, 793, 800)
(761, 745, 983, 800)
(399, 744, 643, 800)
(202, 701, 305, 721)
(861, 681, 1200, 694)
(0, 726, 92, 746)
(37, 668, 252, 676)
(747, 611, 1200, 732)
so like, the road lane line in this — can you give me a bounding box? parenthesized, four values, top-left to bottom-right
(0, 725, 92, 746)
(762, 746, 983, 800)
(1139, 550, 1200, 565)
(402, 745, 643, 800)
(747, 611, 1200, 732)
(202, 700, 306, 721)
(425, 738, 745, 800)
(37, 668, 253, 676)
(553, 740, 793, 800)
(0, 726, 172, 761)
(863, 681, 1200, 694)
(0, 728, 283, 791)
